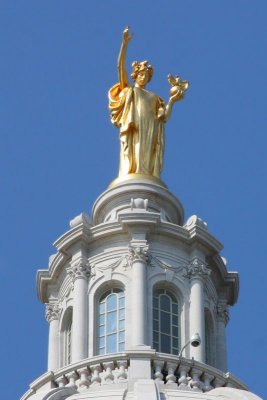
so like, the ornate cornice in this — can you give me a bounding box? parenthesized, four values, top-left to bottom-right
(67, 257, 91, 282)
(217, 303, 230, 325)
(184, 258, 211, 280)
(128, 244, 150, 264)
(45, 302, 60, 323)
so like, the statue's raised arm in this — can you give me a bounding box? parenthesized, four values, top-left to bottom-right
(117, 27, 133, 89)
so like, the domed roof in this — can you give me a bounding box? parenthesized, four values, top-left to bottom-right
(22, 381, 263, 400)
(210, 387, 262, 399)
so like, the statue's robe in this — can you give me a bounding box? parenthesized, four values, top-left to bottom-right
(109, 83, 165, 178)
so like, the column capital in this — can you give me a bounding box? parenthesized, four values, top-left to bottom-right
(45, 302, 60, 323)
(217, 302, 230, 325)
(68, 257, 91, 282)
(185, 258, 211, 280)
(128, 243, 150, 264)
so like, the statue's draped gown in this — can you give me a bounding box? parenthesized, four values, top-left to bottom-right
(109, 83, 165, 178)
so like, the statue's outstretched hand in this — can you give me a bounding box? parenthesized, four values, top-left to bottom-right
(169, 91, 184, 103)
(123, 27, 133, 44)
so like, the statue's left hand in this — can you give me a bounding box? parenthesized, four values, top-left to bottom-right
(169, 91, 184, 103)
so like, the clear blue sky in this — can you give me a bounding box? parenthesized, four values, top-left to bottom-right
(0, 1, 266, 399)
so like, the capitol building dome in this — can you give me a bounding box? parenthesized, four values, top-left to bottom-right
(21, 28, 262, 400)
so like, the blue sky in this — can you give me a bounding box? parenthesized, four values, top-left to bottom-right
(0, 1, 266, 399)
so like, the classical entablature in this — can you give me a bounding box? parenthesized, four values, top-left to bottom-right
(37, 182, 238, 309)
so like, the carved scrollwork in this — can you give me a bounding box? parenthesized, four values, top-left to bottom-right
(45, 302, 60, 323)
(68, 257, 91, 282)
(184, 258, 211, 280)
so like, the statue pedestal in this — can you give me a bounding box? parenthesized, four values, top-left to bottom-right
(93, 175, 184, 226)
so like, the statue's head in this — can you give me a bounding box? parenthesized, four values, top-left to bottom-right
(131, 60, 153, 87)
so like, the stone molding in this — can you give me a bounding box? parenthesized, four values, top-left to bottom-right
(37, 217, 240, 305)
(45, 302, 60, 323)
(217, 303, 230, 325)
(92, 179, 184, 226)
(128, 244, 150, 264)
(67, 257, 91, 282)
(185, 258, 211, 280)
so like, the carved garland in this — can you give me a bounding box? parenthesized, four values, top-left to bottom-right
(150, 255, 183, 274)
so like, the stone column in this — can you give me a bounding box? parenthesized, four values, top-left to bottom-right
(46, 302, 60, 371)
(68, 256, 90, 363)
(186, 258, 210, 363)
(216, 301, 229, 371)
(128, 243, 149, 347)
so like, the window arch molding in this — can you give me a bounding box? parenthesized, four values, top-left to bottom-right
(93, 279, 126, 356)
(59, 306, 73, 367)
(150, 280, 184, 356)
(148, 273, 189, 304)
(93, 279, 126, 312)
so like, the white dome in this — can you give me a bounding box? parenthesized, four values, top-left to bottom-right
(210, 387, 262, 399)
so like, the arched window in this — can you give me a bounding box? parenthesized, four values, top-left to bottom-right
(153, 289, 179, 355)
(97, 288, 125, 355)
(61, 307, 72, 366)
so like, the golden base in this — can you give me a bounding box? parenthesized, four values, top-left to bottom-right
(108, 173, 168, 189)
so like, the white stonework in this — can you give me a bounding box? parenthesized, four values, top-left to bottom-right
(21, 178, 262, 400)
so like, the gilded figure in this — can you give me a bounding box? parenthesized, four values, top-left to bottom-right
(108, 27, 188, 179)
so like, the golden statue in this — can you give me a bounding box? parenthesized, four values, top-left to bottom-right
(109, 27, 189, 180)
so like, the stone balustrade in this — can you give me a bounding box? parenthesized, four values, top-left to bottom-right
(151, 354, 247, 392)
(21, 351, 247, 399)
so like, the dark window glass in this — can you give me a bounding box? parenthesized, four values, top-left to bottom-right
(153, 319, 159, 331)
(153, 290, 180, 355)
(172, 303, 178, 315)
(161, 311, 171, 334)
(172, 325, 178, 337)
(161, 334, 171, 353)
(153, 296, 159, 308)
(160, 294, 171, 312)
